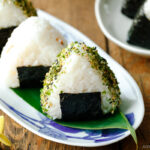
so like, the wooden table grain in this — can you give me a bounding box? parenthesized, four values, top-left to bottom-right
(0, 0, 149, 149)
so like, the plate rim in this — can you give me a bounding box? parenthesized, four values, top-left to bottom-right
(0, 9, 145, 147)
(95, 0, 150, 56)
(0, 99, 135, 147)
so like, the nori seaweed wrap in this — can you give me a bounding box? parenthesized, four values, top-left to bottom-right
(127, 0, 150, 49)
(121, 0, 145, 18)
(0, 0, 37, 54)
(17, 66, 50, 88)
(41, 42, 121, 121)
(60, 92, 102, 121)
(0, 26, 16, 54)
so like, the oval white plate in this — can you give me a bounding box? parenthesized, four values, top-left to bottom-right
(0, 10, 144, 147)
(95, 0, 150, 57)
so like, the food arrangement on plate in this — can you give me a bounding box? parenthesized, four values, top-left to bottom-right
(122, 0, 150, 49)
(0, 0, 144, 147)
(1, 15, 122, 122)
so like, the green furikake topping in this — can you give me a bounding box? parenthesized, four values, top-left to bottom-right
(5, 0, 37, 17)
(41, 42, 121, 114)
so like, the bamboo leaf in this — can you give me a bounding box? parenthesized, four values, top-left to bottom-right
(12, 88, 137, 146)
(120, 111, 138, 145)
(55, 110, 128, 130)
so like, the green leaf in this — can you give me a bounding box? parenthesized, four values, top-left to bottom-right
(12, 88, 42, 113)
(120, 111, 138, 145)
(55, 111, 129, 130)
(55, 111, 137, 147)
(11, 88, 137, 146)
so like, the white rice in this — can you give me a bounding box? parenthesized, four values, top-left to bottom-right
(0, 0, 27, 28)
(144, 0, 150, 20)
(45, 53, 112, 119)
(0, 16, 67, 88)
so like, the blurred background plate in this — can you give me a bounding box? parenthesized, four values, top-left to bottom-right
(95, 0, 150, 57)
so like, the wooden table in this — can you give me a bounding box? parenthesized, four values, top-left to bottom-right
(0, 0, 149, 149)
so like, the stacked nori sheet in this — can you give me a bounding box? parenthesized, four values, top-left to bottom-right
(17, 66, 50, 88)
(127, 8, 150, 49)
(121, 0, 145, 18)
(60, 92, 102, 121)
(0, 26, 16, 54)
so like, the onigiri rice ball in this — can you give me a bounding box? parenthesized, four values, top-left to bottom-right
(41, 42, 121, 120)
(0, 16, 67, 88)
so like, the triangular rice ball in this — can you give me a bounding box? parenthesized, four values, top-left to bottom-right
(0, 17, 67, 88)
(41, 42, 121, 120)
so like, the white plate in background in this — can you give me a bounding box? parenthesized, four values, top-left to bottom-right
(95, 0, 150, 57)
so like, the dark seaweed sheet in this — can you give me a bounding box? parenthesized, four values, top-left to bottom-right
(0, 26, 16, 54)
(17, 66, 50, 88)
(121, 0, 145, 19)
(60, 92, 102, 121)
(127, 9, 150, 49)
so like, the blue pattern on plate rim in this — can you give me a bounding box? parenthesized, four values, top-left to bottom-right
(0, 98, 134, 143)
